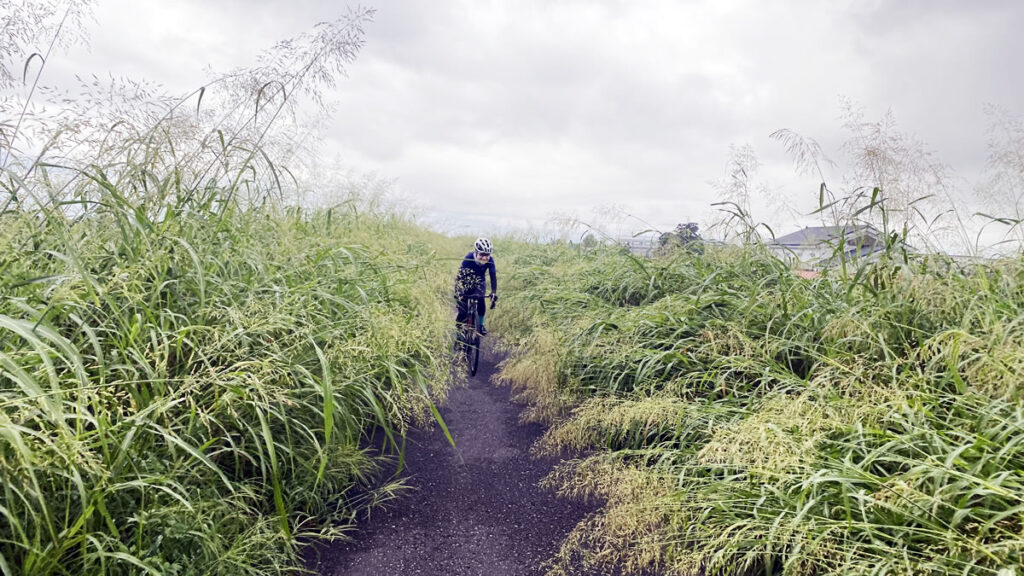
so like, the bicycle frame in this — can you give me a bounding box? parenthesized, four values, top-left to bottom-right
(454, 294, 494, 376)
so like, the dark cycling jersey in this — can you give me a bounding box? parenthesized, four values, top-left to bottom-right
(455, 252, 496, 298)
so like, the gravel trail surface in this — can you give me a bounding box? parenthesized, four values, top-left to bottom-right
(306, 350, 599, 576)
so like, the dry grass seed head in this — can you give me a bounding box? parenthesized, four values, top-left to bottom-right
(542, 456, 677, 576)
(536, 396, 690, 456)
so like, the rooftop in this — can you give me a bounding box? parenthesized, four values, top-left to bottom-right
(771, 225, 881, 247)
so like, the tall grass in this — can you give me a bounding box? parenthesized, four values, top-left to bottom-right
(492, 235, 1024, 575)
(0, 171, 460, 575)
(0, 8, 465, 574)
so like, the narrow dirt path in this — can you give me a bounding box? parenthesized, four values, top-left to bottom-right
(306, 350, 599, 576)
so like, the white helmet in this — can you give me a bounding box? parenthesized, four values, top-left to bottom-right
(474, 237, 493, 254)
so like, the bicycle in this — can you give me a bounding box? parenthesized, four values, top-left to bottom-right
(453, 293, 496, 376)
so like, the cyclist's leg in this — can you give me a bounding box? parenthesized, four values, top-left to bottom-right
(476, 296, 487, 334)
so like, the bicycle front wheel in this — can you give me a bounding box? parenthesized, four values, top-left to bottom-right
(467, 333, 480, 376)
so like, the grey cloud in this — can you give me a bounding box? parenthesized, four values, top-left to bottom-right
(331, 2, 751, 169)
(312, 0, 1024, 233)
(44, 0, 1024, 239)
(842, 1, 1024, 168)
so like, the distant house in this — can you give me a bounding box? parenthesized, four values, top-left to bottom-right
(769, 225, 894, 268)
(620, 236, 658, 257)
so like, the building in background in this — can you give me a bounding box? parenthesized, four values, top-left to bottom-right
(768, 225, 897, 268)
(620, 235, 659, 257)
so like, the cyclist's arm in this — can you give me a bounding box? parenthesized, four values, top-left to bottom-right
(488, 260, 497, 295)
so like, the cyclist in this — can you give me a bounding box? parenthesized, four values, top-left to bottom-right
(455, 237, 497, 335)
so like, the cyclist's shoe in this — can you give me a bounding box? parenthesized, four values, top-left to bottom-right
(478, 326, 488, 336)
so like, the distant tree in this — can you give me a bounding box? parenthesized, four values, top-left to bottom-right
(656, 222, 703, 256)
(675, 222, 701, 244)
(580, 232, 599, 250)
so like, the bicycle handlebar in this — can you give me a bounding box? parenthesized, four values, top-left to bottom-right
(460, 293, 498, 309)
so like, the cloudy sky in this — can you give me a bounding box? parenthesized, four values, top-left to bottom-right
(42, 0, 1024, 240)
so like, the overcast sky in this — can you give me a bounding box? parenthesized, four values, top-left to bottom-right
(43, 0, 1024, 240)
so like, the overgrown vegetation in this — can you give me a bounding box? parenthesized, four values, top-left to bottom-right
(0, 186, 459, 575)
(0, 6, 463, 575)
(7, 4, 1024, 576)
(492, 228, 1024, 575)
